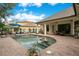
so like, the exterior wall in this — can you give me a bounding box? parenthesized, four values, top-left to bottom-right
(39, 17, 79, 35)
(48, 20, 72, 35)
(17, 22, 41, 33)
(49, 24, 53, 34)
(19, 26, 37, 32)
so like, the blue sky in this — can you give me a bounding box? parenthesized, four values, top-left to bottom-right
(7, 3, 73, 22)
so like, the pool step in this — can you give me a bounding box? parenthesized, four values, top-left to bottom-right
(36, 41, 51, 49)
(37, 44, 47, 49)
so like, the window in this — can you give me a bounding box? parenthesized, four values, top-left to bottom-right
(46, 25, 49, 32)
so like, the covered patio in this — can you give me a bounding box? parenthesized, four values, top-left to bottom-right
(36, 4, 79, 37)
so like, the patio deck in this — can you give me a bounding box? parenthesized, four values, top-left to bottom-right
(0, 36, 27, 56)
(0, 34, 79, 56)
(37, 34, 79, 56)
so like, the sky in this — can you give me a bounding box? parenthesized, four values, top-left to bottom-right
(7, 3, 73, 23)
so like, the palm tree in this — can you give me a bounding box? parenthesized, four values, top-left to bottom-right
(0, 3, 16, 35)
(0, 3, 16, 22)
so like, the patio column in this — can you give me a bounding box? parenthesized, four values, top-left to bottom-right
(71, 20, 75, 35)
(44, 24, 47, 35)
(49, 24, 52, 34)
(36, 24, 39, 34)
(54, 23, 58, 34)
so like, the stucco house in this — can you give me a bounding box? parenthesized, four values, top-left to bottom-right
(37, 4, 79, 36)
(17, 21, 41, 33)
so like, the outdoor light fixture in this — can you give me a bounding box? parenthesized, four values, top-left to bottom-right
(46, 50, 52, 55)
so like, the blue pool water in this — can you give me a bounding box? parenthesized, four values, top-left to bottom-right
(13, 34, 56, 51)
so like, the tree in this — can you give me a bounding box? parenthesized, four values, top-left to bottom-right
(0, 3, 16, 35)
(0, 22, 11, 35)
(0, 3, 16, 22)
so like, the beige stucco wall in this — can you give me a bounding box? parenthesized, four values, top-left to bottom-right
(17, 22, 41, 33)
(19, 26, 37, 32)
(39, 16, 79, 35)
(47, 19, 73, 34)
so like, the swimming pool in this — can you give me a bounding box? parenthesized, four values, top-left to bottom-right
(13, 34, 56, 51)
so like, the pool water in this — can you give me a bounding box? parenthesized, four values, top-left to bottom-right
(13, 34, 56, 51)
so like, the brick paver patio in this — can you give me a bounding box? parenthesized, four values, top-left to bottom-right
(0, 37, 27, 56)
(38, 34, 79, 56)
(0, 34, 79, 56)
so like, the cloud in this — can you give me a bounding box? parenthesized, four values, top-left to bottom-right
(9, 12, 45, 22)
(48, 3, 65, 6)
(16, 8, 28, 13)
(7, 18, 12, 21)
(19, 3, 59, 8)
(19, 3, 29, 7)
(19, 3, 43, 7)
(48, 3, 58, 6)
(32, 3, 42, 7)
